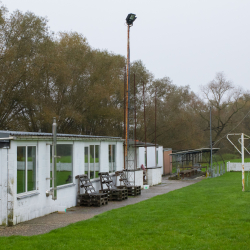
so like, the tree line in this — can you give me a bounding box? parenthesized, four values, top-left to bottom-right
(1, 6, 250, 151)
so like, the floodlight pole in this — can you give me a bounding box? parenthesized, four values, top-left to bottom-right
(125, 24, 130, 167)
(241, 133, 245, 191)
(155, 86, 157, 167)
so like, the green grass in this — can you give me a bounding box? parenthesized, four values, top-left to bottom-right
(50, 171, 72, 187)
(3, 172, 250, 249)
(212, 157, 250, 172)
(227, 157, 250, 163)
(17, 170, 36, 194)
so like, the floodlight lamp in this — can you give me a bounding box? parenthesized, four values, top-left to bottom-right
(126, 13, 137, 26)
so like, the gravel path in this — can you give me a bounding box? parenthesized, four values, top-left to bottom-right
(0, 176, 204, 236)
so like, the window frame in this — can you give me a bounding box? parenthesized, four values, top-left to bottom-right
(50, 143, 74, 188)
(84, 144, 100, 179)
(108, 144, 116, 173)
(16, 144, 37, 195)
(156, 149, 158, 166)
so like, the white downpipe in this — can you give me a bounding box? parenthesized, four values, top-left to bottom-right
(52, 117, 57, 200)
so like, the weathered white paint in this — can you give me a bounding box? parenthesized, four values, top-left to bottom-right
(146, 147, 156, 168)
(138, 146, 163, 186)
(227, 162, 250, 171)
(124, 170, 143, 187)
(0, 135, 164, 226)
(158, 146, 163, 174)
(138, 146, 163, 169)
(0, 138, 125, 226)
(147, 167, 162, 186)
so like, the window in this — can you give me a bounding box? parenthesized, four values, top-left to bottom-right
(109, 145, 116, 173)
(156, 150, 158, 166)
(50, 144, 73, 187)
(85, 145, 99, 179)
(17, 146, 36, 194)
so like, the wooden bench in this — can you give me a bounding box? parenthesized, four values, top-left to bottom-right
(179, 168, 197, 178)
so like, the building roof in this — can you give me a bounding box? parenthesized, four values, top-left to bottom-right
(0, 130, 123, 141)
(170, 148, 220, 156)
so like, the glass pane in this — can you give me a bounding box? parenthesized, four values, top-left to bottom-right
(17, 147, 26, 194)
(157, 151, 158, 165)
(50, 145, 52, 187)
(90, 145, 94, 179)
(95, 145, 100, 178)
(112, 145, 116, 172)
(109, 145, 111, 162)
(27, 146, 36, 191)
(109, 145, 112, 172)
(56, 144, 73, 186)
(84, 147, 89, 177)
(130, 14, 135, 20)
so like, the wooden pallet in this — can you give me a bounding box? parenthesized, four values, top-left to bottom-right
(117, 185, 141, 196)
(78, 193, 108, 207)
(75, 175, 109, 207)
(98, 172, 128, 201)
(128, 186, 141, 196)
(115, 171, 141, 196)
(101, 188, 128, 201)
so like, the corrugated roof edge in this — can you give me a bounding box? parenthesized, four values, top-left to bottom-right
(0, 130, 123, 140)
(170, 148, 220, 155)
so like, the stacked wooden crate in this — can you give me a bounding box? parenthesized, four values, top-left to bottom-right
(75, 175, 108, 207)
(115, 171, 141, 196)
(98, 172, 128, 201)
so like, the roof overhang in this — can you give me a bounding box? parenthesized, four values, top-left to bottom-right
(170, 148, 220, 156)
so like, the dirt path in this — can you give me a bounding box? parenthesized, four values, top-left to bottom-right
(0, 176, 204, 236)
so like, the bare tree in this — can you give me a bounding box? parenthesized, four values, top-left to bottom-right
(200, 72, 250, 142)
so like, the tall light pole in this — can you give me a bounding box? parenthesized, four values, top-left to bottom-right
(210, 106, 213, 177)
(125, 13, 137, 167)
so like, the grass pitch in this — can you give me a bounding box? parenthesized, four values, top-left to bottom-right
(1, 172, 250, 250)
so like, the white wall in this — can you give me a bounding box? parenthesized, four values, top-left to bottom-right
(158, 146, 163, 174)
(138, 146, 163, 169)
(137, 146, 163, 186)
(227, 162, 250, 171)
(0, 148, 8, 226)
(124, 170, 143, 187)
(0, 138, 124, 226)
(147, 168, 162, 186)
(138, 147, 145, 168)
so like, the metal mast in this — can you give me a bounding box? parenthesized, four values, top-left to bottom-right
(210, 106, 213, 177)
(125, 13, 137, 186)
(155, 86, 157, 167)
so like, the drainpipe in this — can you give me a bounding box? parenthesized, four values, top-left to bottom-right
(52, 117, 57, 200)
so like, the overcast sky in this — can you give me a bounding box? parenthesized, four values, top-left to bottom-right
(3, 0, 250, 94)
